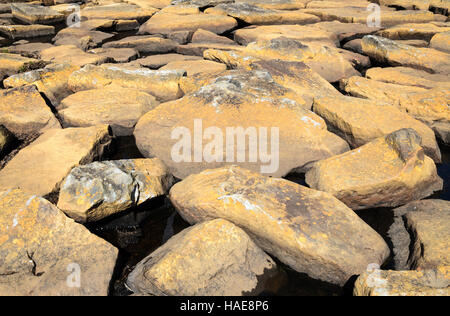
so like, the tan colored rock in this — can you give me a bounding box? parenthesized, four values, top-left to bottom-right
(0, 125, 14, 158)
(138, 12, 238, 35)
(235, 0, 308, 10)
(125, 0, 169, 9)
(430, 31, 450, 53)
(11, 3, 64, 25)
(74, 18, 140, 32)
(59, 87, 159, 135)
(176, 42, 242, 56)
(354, 266, 450, 296)
(377, 0, 450, 11)
(0, 188, 118, 296)
(160, 4, 200, 15)
(40, 45, 108, 67)
(81, 3, 158, 21)
(377, 23, 450, 41)
(306, 129, 443, 210)
(160, 59, 227, 76)
(67, 64, 185, 102)
(0, 24, 54, 39)
(361, 35, 450, 75)
(57, 158, 173, 222)
(52, 27, 115, 50)
(135, 69, 349, 179)
(130, 53, 202, 69)
(3, 42, 53, 59)
(169, 166, 389, 286)
(88, 47, 139, 63)
(127, 219, 278, 296)
(0, 125, 112, 197)
(306, 0, 370, 8)
(191, 28, 235, 45)
(311, 20, 380, 42)
(395, 39, 429, 47)
(0, 53, 43, 77)
(102, 35, 178, 54)
(312, 95, 441, 162)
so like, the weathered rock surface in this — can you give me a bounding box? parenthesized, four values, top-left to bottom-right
(0, 188, 118, 296)
(67, 64, 185, 102)
(176, 42, 242, 56)
(191, 28, 236, 44)
(88, 47, 139, 63)
(0, 24, 54, 39)
(430, 31, 450, 53)
(160, 59, 227, 76)
(354, 266, 450, 296)
(169, 166, 390, 286)
(40, 45, 108, 67)
(57, 158, 173, 222)
(306, 129, 443, 210)
(235, 0, 309, 10)
(59, 87, 159, 135)
(102, 36, 178, 54)
(377, 23, 450, 41)
(11, 3, 65, 25)
(53, 27, 115, 50)
(0, 53, 43, 78)
(0, 125, 112, 197)
(81, 3, 158, 21)
(3, 42, 53, 59)
(127, 218, 278, 296)
(130, 53, 202, 69)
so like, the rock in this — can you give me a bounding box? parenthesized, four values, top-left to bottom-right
(160, 4, 200, 14)
(306, 129, 443, 210)
(343, 38, 363, 54)
(76, 18, 140, 32)
(337, 48, 371, 71)
(88, 47, 139, 63)
(11, 3, 65, 25)
(205, 3, 320, 25)
(361, 35, 450, 75)
(81, 3, 158, 21)
(138, 12, 238, 35)
(176, 42, 242, 56)
(430, 31, 450, 53)
(311, 21, 380, 42)
(135, 69, 349, 179)
(169, 166, 390, 286)
(312, 96, 441, 163)
(40, 45, 108, 67)
(354, 267, 450, 296)
(167, 30, 192, 44)
(53, 27, 115, 50)
(0, 24, 54, 39)
(3, 42, 54, 59)
(235, 0, 308, 10)
(0, 125, 14, 158)
(0, 85, 60, 137)
(130, 53, 202, 69)
(57, 158, 173, 222)
(0, 125, 112, 197)
(160, 59, 226, 76)
(306, 0, 370, 9)
(0, 53, 43, 77)
(378, 0, 450, 12)
(377, 23, 450, 41)
(395, 39, 429, 47)
(0, 188, 118, 296)
(127, 219, 277, 296)
(3, 63, 79, 108)
(102, 36, 178, 54)
(191, 28, 235, 44)
(59, 87, 159, 135)
(67, 64, 185, 102)
(127, 0, 171, 9)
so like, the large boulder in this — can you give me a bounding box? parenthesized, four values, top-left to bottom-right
(306, 129, 443, 210)
(430, 31, 450, 53)
(169, 166, 390, 286)
(126, 219, 278, 296)
(160, 59, 227, 76)
(52, 27, 114, 50)
(3, 42, 54, 59)
(0, 125, 112, 197)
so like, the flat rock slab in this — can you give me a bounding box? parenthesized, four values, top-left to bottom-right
(40, 45, 108, 67)
(0, 24, 54, 39)
(59, 86, 160, 135)
(81, 3, 158, 21)
(306, 129, 443, 210)
(130, 53, 202, 69)
(58, 158, 173, 222)
(312, 95, 442, 163)
(0, 125, 112, 197)
(191, 28, 236, 44)
(0, 85, 60, 137)
(68, 64, 186, 102)
(127, 219, 278, 296)
(103, 35, 178, 54)
(430, 31, 450, 53)
(53, 27, 115, 50)
(11, 3, 65, 25)
(311, 21, 380, 42)
(0, 188, 118, 296)
(169, 166, 390, 286)
(378, 23, 450, 41)
(3, 42, 54, 58)
(354, 267, 450, 296)
(0, 53, 43, 77)
(160, 59, 227, 76)
(88, 47, 139, 63)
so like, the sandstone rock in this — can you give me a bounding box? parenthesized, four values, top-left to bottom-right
(306, 0, 370, 8)
(160, 4, 200, 14)
(0, 125, 112, 197)
(160, 59, 227, 76)
(67, 64, 185, 102)
(191, 28, 235, 44)
(102, 35, 178, 54)
(88, 47, 139, 63)
(342, 38, 363, 54)
(58, 158, 173, 222)
(312, 96, 441, 162)
(0, 53, 43, 77)
(11, 3, 64, 25)
(3, 42, 53, 59)
(377, 23, 450, 41)
(0, 24, 54, 39)
(361, 35, 450, 75)
(76, 18, 140, 32)
(53, 27, 114, 50)
(40, 45, 108, 67)
(176, 42, 242, 56)
(167, 30, 192, 44)
(430, 31, 450, 53)
(337, 48, 371, 71)
(0, 188, 118, 296)
(169, 166, 390, 286)
(3, 63, 79, 108)
(135, 69, 349, 179)
(59, 87, 159, 135)
(306, 129, 443, 210)
(0, 125, 14, 158)
(395, 39, 429, 47)
(311, 21, 380, 42)
(235, 0, 308, 10)
(131, 53, 202, 69)
(205, 3, 320, 25)
(138, 12, 238, 35)
(354, 267, 450, 296)
(377, 0, 450, 12)
(81, 3, 158, 21)
(0, 85, 60, 137)
(126, 0, 170, 9)
(127, 218, 278, 295)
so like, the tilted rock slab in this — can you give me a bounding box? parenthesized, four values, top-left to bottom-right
(0, 188, 118, 296)
(11, 3, 65, 25)
(169, 166, 390, 286)
(0, 24, 55, 39)
(57, 158, 174, 223)
(377, 23, 450, 41)
(126, 219, 277, 296)
(102, 36, 178, 54)
(430, 31, 450, 53)
(306, 129, 443, 210)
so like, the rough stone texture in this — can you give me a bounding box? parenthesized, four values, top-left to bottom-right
(169, 166, 390, 286)
(67, 64, 186, 102)
(191, 28, 235, 44)
(53, 27, 115, 50)
(312, 96, 441, 163)
(361, 35, 450, 75)
(11, 3, 64, 25)
(3, 42, 54, 59)
(59, 87, 159, 135)
(126, 219, 278, 296)
(306, 129, 443, 210)
(160, 59, 227, 76)
(0, 53, 42, 78)
(102, 36, 178, 54)
(377, 0, 450, 11)
(130, 53, 202, 69)
(81, 3, 158, 21)
(235, 0, 309, 10)
(0, 125, 112, 197)
(0, 85, 60, 137)
(430, 31, 450, 53)
(57, 158, 173, 222)
(354, 267, 450, 296)
(0, 24, 54, 39)
(40, 45, 108, 67)
(135, 69, 349, 179)
(0, 188, 118, 296)
(88, 47, 139, 63)
(311, 21, 380, 42)
(377, 23, 450, 41)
